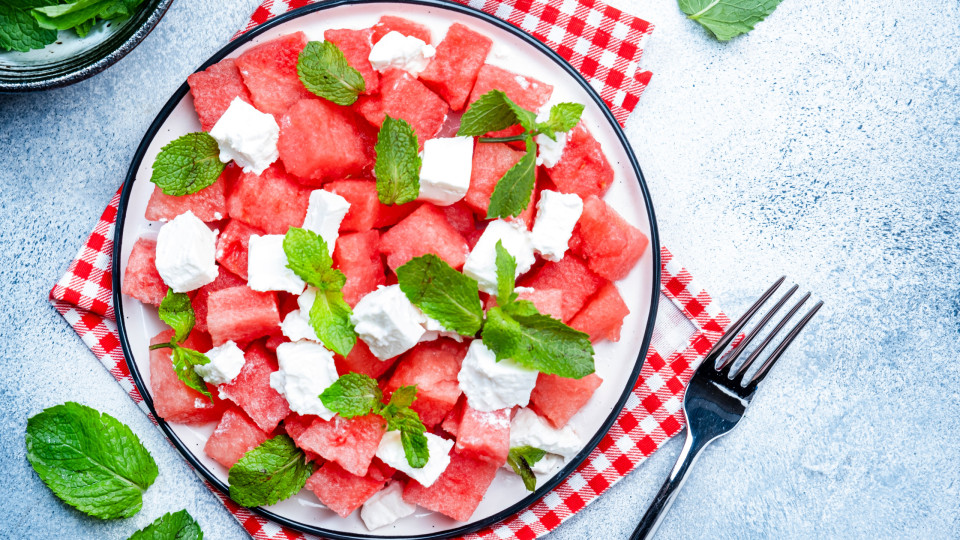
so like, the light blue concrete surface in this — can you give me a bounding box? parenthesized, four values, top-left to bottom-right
(1, 0, 958, 538)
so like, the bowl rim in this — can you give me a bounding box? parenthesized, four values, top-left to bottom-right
(111, 1, 661, 537)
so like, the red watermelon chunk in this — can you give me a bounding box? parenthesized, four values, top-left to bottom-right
(469, 64, 553, 111)
(122, 237, 166, 306)
(455, 406, 510, 466)
(226, 163, 310, 234)
(440, 397, 465, 438)
(385, 339, 467, 428)
(333, 230, 385, 306)
(284, 413, 323, 462)
(379, 205, 469, 272)
(355, 69, 448, 144)
(419, 23, 492, 111)
(297, 414, 386, 477)
(306, 461, 385, 517)
(204, 408, 269, 468)
(206, 286, 280, 346)
(192, 269, 246, 334)
(402, 452, 500, 522)
(366, 457, 396, 483)
(218, 341, 290, 432)
(149, 330, 224, 424)
(215, 219, 265, 280)
(569, 282, 630, 342)
(235, 32, 312, 116)
(464, 142, 527, 217)
(324, 28, 378, 95)
(373, 201, 420, 229)
(371, 15, 432, 44)
(441, 201, 482, 248)
(334, 340, 396, 379)
(278, 99, 373, 184)
(570, 195, 648, 281)
(326, 179, 378, 231)
(145, 174, 227, 224)
(187, 58, 253, 131)
(519, 254, 605, 322)
(529, 372, 603, 428)
(546, 123, 614, 199)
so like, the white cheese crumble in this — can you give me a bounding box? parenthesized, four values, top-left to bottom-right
(302, 190, 351, 254)
(246, 234, 306, 295)
(417, 136, 474, 206)
(510, 407, 583, 458)
(155, 210, 219, 292)
(281, 309, 319, 343)
(463, 219, 536, 294)
(368, 31, 436, 76)
(457, 340, 538, 412)
(360, 482, 417, 531)
(208, 97, 280, 175)
(535, 131, 568, 168)
(375, 431, 453, 487)
(195, 341, 246, 385)
(417, 309, 463, 343)
(350, 285, 426, 360)
(529, 190, 583, 262)
(269, 341, 339, 420)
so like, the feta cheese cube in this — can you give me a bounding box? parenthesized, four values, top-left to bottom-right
(529, 453, 565, 475)
(155, 210, 219, 292)
(417, 310, 463, 343)
(247, 234, 306, 295)
(351, 285, 426, 360)
(269, 341, 339, 420)
(209, 97, 280, 175)
(375, 431, 453, 487)
(195, 341, 245, 385)
(529, 190, 583, 262)
(533, 104, 569, 168)
(510, 407, 583, 458)
(360, 482, 416, 531)
(463, 219, 536, 294)
(368, 31, 436, 76)
(281, 309, 319, 342)
(457, 340, 538, 412)
(302, 190, 351, 254)
(417, 137, 473, 206)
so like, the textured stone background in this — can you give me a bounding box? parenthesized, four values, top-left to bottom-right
(1, 0, 958, 537)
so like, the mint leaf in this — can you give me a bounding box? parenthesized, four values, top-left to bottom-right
(494, 240, 518, 307)
(129, 509, 203, 539)
(308, 289, 357, 357)
(487, 136, 537, 219)
(536, 103, 584, 141)
(283, 228, 343, 291)
(400, 429, 429, 469)
(24, 402, 158, 519)
(228, 434, 312, 507)
(297, 40, 365, 106)
(678, 0, 783, 41)
(507, 446, 547, 491)
(0, 3, 57, 52)
(150, 132, 224, 197)
(375, 115, 421, 205)
(158, 289, 195, 344)
(32, 0, 144, 32)
(383, 406, 429, 469)
(457, 90, 523, 137)
(171, 346, 212, 403)
(396, 254, 484, 336)
(319, 373, 382, 418)
(481, 306, 522, 356)
(505, 98, 537, 132)
(387, 385, 418, 410)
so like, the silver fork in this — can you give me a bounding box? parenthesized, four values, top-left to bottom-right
(631, 277, 823, 540)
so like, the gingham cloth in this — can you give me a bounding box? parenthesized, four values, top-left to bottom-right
(48, 1, 733, 538)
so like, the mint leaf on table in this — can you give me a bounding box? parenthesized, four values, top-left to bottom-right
(150, 132, 224, 197)
(158, 289, 194, 344)
(678, 0, 783, 41)
(319, 372, 383, 418)
(24, 402, 158, 520)
(487, 135, 537, 219)
(536, 102, 584, 141)
(494, 240, 518, 307)
(374, 115, 421, 205)
(297, 40, 365, 106)
(457, 90, 523, 137)
(507, 446, 548, 491)
(228, 434, 312, 508)
(0, 3, 57, 52)
(396, 254, 484, 337)
(129, 509, 203, 540)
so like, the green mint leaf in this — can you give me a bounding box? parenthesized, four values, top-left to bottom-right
(375, 115, 421, 205)
(319, 373, 382, 418)
(678, 0, 783, 41)
(32, 0, 144, 32)
(487, 135, 537, 219)
(487, 300, 595, 378)
(396, 254, 484, 336)
(297, 40, 365, 106)
(158, 289, 195, 344)
(505, 98, 537, 132)
(536, 102, 584, 141)
(228, 434, 312, 507)
(400, 429, 429, 469)
(384, 406, 425, 435)
(308, 289, 357, 357)
(128, 509, 203, 540)
(494, 240, 518, 307)
(0, 3, 57, 52)
(171, 346, 213, 403)
(382, 405, 429, 469)
(283, 228, 344, 290)
(24, 402, 158, 519)
(481, 306, 523, 356)
(507, 446, 548, 491)
(387, 385, 418, 410)
(457, 90, 522, 137)
(150, 132, 224, 197)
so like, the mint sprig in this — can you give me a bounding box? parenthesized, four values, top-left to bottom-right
(129, 509, 203, 539)
(495, 240, 518, 306)
(678, 0, 783, 41)
(150, 289, 212, 403)
(396, 254, 484, 337)
(150, 132, 224, 197)
(486, 135, 537, 219)
(0, 3, 58, 52)
(32, 0, 146, 38)
(227, 434, 312, 508)
(507, 446, 547, 491)
(536, 102, 584, 141)
(457, 90, 523, 137)
(297, 40, 365, 106)
(318, 372, 382, 418)
(25, 402, 159, 519)
(375, 115, 421, 205)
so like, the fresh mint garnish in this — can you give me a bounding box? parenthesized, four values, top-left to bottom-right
(536, 102, 585, 141)
(297, 40, 365, 106)
(151, 289, 212, 403)
(374, 115, 421, 205)
(507, 446, 547, 491)
(157, 289, 194, 343)
(227, 434, 312, 508)
(456, 90, 522, 137)
(318, 372, 383, 419)
(129, 509, 203, 539)
(24, 402, 159, 519)
(32, 0, 147, 38)
(486, 135, 537, 219)
(170, 347, 213, 401)
(396, 254, 484, 337)
(678, 0, 783, 41)
(0, 2, 58, 52)
(150, 132, 225, 197)
(494, 240, 519, 306)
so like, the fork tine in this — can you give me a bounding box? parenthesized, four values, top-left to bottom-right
(705, 276, 785, 366)
(745, 299, 823, 387)
(732, 292, 809, 382)
(717, 284, 798, 373)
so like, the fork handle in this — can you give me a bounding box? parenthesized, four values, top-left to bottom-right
(630, 428, 712, 540)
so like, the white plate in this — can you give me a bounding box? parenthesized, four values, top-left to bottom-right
(113, 1, 659, 537)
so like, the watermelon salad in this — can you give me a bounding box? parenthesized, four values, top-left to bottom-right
(121, 15, 649, 531)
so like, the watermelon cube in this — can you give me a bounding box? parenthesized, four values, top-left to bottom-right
(455, 406, 510, 466)
(149, 330, 224, 424)
(519, 254, 605, 322)
(215, 219, 265, 280)
(235, 32, 312, 116)
(569, 282, 630, 342)
(326, 179, 378, 231)
(440, 397, 465, 438)
(206, 286, 280, 346)
(324, 28, 378, 95)
(355, 69, 448, 144)
(145, 172, 227, 223)
(385, 339, 467, 428)
(334, 340, 396, 380)
(371, 15, 432, 44)
(518, 288, 564, 320)
(373, 201, 420, 229)
(366, 457, 396, 483)
(570, 195, 648, 281)
(464, 142, 527, 217)
(529, 372, 603, 428)
(379, 204, 470, 272)
(226, 162, 311, 235)
(306, 461, 385, 517)
(419, 23, 492, 111)
(296, 414, 386, 477)
(278, 98, 373, 184)
(283, 413, 323, 462)
(218, 341, 290, 432)
(122, 237, 166, 306)
(333, 230, 385, 306)
(402, 452, 500, 522)
(187, 58, 253, 131)
(468, 63, 553, 113)
(441, 201, 482, 247)
(192, 269, 246, 334)
(204, 408, 269, 468)
(546, 123, 614, 199)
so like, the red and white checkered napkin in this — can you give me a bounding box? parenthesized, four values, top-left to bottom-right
(49, 1, 733, 538)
